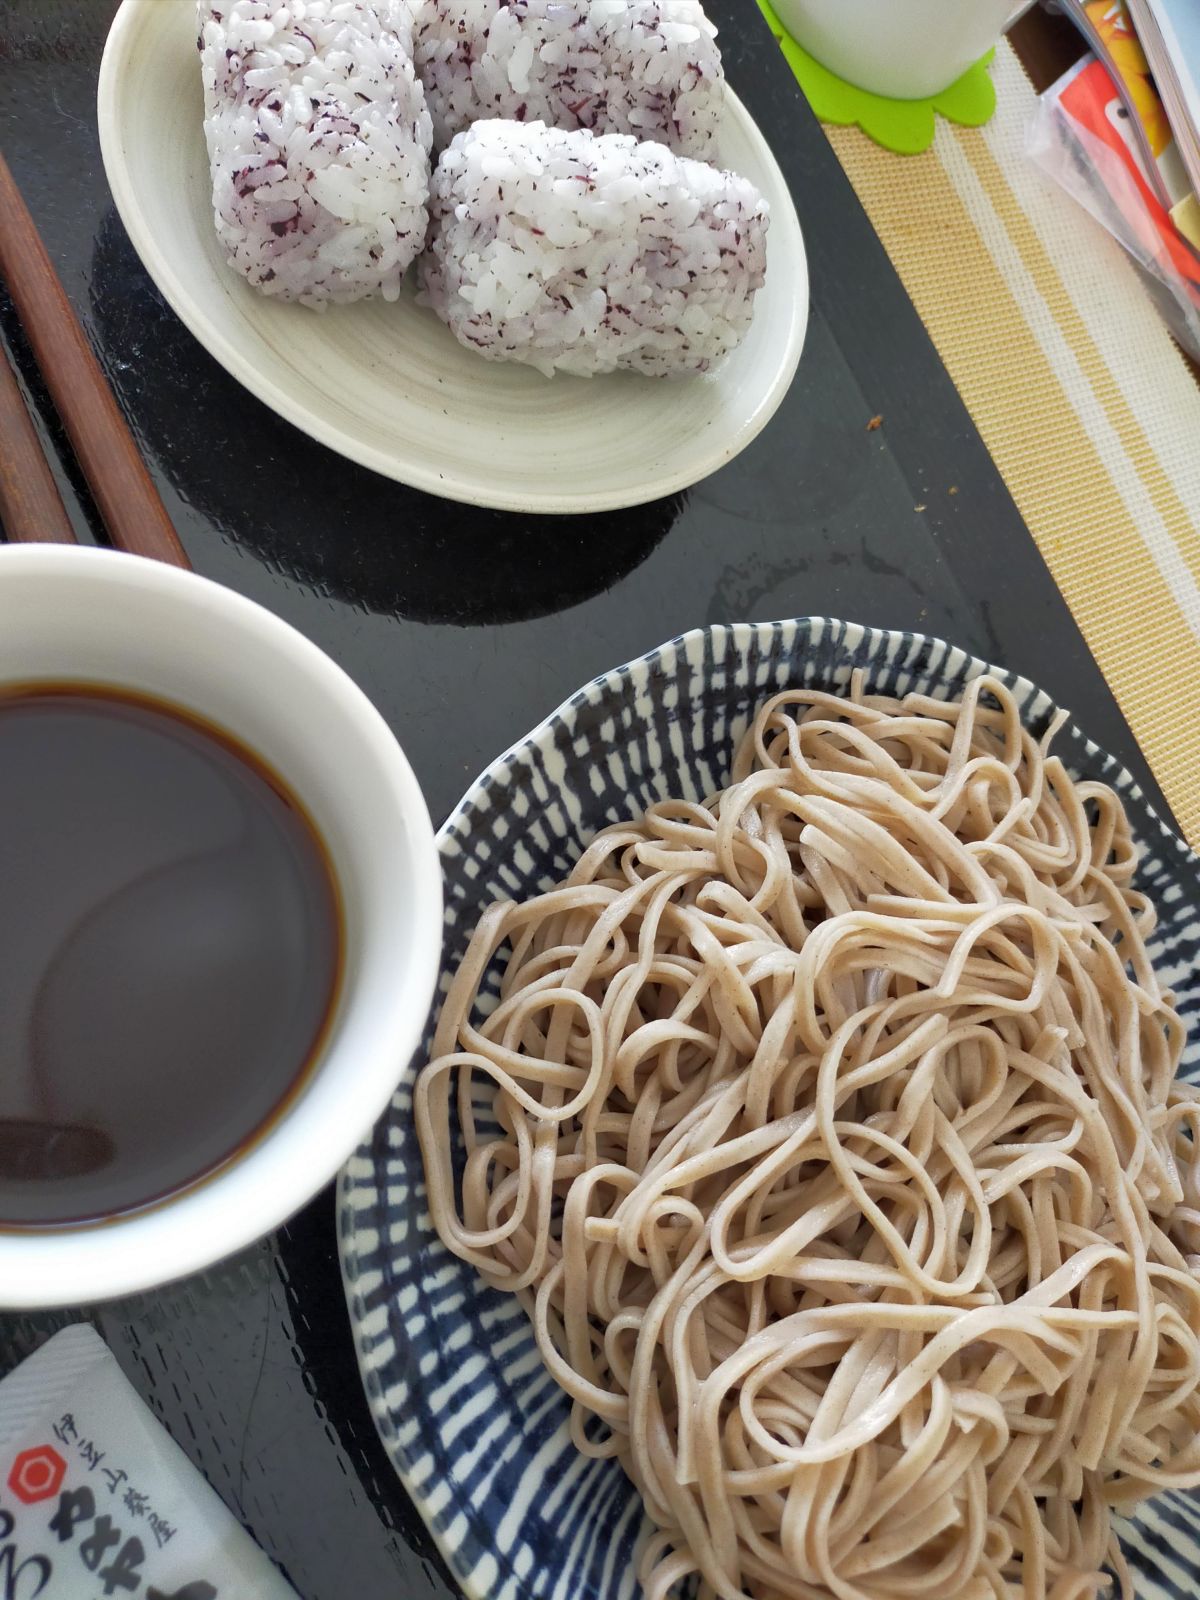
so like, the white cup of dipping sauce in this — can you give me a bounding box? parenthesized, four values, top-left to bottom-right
(772, 0, 1028, 101)
(0, 544, 441, 1308)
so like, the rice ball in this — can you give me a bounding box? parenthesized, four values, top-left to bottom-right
(418, 120, 769, 378)
(198, 0, 433, 307)
(413, 1, 725, 160)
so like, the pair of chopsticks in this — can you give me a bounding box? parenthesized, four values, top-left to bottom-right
(0, 152, 190, 569)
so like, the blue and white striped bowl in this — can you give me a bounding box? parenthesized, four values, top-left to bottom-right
(340, 618, 1200, 1600)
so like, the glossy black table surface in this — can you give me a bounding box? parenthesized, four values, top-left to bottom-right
(0, 4, 1165, 1597)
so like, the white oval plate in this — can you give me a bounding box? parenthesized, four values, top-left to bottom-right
(97, 1, 809, 514)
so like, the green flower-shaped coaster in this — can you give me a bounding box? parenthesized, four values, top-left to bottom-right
(756, 0, 997, 154)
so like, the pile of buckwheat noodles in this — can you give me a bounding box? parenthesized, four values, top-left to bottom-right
(416, 676, 1200, 1600)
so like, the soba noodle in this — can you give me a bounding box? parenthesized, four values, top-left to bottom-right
(416, 675, 1200, 1600)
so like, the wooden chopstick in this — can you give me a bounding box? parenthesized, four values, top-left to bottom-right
(0, 152, 191, 569)
(0, 337, 76, 544)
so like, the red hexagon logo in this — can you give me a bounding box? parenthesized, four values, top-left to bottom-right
(7, 1446, 66, 1505)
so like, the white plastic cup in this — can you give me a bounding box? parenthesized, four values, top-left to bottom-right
(0, 544, 442, 1307)
(772, 0, 1029, 101)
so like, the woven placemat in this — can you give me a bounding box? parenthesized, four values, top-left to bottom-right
(784, 38, 1200, 846)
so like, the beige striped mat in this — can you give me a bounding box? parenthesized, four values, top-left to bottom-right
(818, 43, 1200, 848)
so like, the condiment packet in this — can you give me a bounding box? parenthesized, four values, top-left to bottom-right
(0, 1324, 299, 1599)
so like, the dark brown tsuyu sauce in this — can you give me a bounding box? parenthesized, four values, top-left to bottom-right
(0, 684, 342, 1227)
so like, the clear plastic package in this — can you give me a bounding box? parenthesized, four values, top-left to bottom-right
(1028, 53, 1200, 361)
